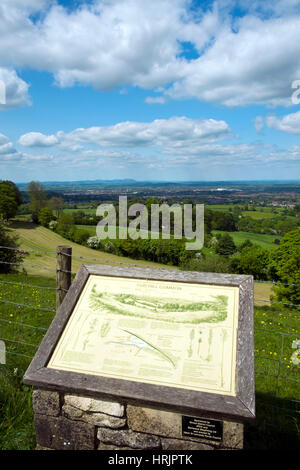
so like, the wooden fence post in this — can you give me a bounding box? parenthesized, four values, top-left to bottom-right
(56, 245, 72, 309)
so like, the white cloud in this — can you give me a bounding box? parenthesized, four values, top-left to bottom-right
(18, 132, 59, 147)
(144, 96, 166, 104)
(266, 111, 300, 134)
(254, 116, 264, 133)
(0, 1, 300, 106)
(18, 117, 231, 150)
(0, 133, 20, 160)
(0, 68, 30, 109)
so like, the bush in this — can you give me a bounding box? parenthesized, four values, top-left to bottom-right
(215, 233, 237, 256)
(56, 213, 75, 238)
(38, 207, 53, 227)
(231, 245, 269, 280)
(0, 218, 24, 273)
(72, 229, 90, 245)
(49, 220, 58, 231)
(268, 229, 300, 305)
(180, 254, 231, 273)
(87, 236, 101, 249)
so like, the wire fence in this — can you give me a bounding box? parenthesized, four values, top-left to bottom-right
(0, 244, 299, 448)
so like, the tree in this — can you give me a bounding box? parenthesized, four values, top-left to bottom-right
(268, 229, 300, 305)
(235, 245, 269, 280)
(28, 181, 46, 223)
(49, 197, 64, 218)
(0, 217, 24, 273)
(0, 180, 22, 220)
(56, 213, 75, 238)
(215, 234, 237, 256)
(38, 207, 54, 227)
(211, 212, 237, 231)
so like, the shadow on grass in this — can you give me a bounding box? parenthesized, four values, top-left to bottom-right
(8, 219, 37, 230)
(245, 392, 300, 449)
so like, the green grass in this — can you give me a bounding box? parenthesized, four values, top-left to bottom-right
(213, 230, 281, 250)
(241, 210, 277, 219)
(76, 224, 160, 239)
(7, 218, 173, 277)
(0, 273, 56, 450)
(63, 208, 96, 215)
(0, 272, 299, 449)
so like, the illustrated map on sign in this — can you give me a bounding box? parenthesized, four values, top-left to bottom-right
(48, 275, 239, 396)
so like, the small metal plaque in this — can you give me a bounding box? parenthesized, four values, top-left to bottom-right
(182, 415, 223, 441)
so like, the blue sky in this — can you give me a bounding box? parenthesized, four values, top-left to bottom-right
(0, 0, 300, 182)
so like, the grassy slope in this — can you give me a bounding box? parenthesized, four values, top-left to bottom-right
(7, 219, 174, 278)
(7, 219, 273, 304)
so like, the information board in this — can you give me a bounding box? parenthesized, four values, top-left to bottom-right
(24, 265, 255, 420)
(48, 274, 239, 396)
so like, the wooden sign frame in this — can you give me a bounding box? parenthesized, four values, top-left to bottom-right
(24, 265, 255, 421)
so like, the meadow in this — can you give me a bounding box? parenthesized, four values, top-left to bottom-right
(212, 230, 281, 250)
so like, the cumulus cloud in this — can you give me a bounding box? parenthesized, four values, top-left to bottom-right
(0, 1, 300, 106)
(0, 68, 30, 109)
(18, 117, 231, 150)
(266, 111, 300, 134)
(18, 132, 59, 147)
(0, 133, 21, 160)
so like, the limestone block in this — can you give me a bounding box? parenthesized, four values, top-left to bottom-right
(97, 427, 161, 450)
(161, 438, 213, 450)
(32, 389, 60, 417)
(62, 403, 126, 429)
(127, 405, 181, 437)
(34, 414, 95, 450)
(64, 394, 124, 417)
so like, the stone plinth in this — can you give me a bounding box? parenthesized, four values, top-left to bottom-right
(32, 388, 243, 451)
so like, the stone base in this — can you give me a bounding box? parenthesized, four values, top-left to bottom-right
(32, 389, 243, 451)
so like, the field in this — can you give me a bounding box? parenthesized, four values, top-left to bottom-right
(213, 230, 281, 250)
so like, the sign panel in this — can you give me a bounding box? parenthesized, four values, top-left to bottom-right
(24, 265, 255, 420)
(48, 274, 239, 396)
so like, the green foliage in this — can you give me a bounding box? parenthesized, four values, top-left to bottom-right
(48, 196, 64, 217)
(71, 228, 90, 245)
(211, 211, 237, 231)
(268, 229, 300, 305)
(0, 181, 22, 221)
(28, 181, 46, 223)
(56, 212, 75, 238)
(180, 254, 231, 273)
(38, 207, 54, 227)
(231, 245, 269, 280)
(0, 218, 24, 273)
(215, 233, 237, 256)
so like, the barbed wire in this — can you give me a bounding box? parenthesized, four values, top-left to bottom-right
(0, 245, 57, 255)
(0, 278, 61, 291)
(255, 298, 300, 308)
(0, 298, 56, 313)
(0, 318, 47, 331)
(0, 260, 57, 272)
(0, 337, 39, 348)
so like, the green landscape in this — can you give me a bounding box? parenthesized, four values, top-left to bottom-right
(0, 179, 299, 450)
